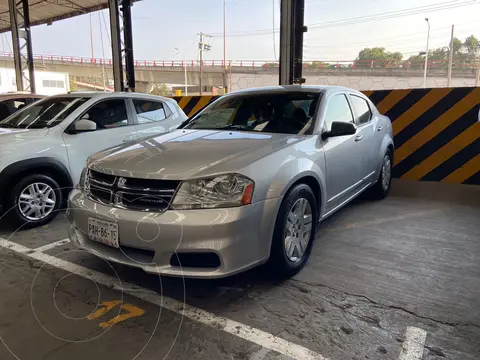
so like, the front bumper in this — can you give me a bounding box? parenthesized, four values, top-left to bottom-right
(67, 189, 281, 278)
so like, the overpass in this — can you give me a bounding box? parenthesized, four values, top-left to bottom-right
(0, 53, 478, 92)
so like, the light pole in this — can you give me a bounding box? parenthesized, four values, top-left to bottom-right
(423, 18, 430, 88)
(175, 47, 188, 96)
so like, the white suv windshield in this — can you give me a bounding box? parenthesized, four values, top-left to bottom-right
(0, 97, 89, 129)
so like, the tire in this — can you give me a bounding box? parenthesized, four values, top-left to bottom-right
(4, 174, 63, 229)
(268, 183, 318, 278)
(367, 149, 393, 200)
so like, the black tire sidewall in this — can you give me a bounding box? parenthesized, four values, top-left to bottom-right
(270, 184, 318, 277)
(6, 174, 63, 228)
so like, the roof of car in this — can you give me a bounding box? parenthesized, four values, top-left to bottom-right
(0, 92, 44, 99)
(227, 85, 362, 96)
(45, 91, 174, 102)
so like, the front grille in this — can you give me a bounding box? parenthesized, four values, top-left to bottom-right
(86, 169, 180, 211)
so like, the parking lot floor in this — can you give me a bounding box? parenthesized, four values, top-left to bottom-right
(0, 179, 479, 360)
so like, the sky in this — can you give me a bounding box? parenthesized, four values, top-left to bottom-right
(1, 0, 479, 63)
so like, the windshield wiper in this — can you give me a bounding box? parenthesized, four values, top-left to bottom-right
(216, 124, 252, 131)
(0, 123, 17, 128)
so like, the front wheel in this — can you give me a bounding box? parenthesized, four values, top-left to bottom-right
(268, 183, 318, 278)
(5, 174, 63, 228)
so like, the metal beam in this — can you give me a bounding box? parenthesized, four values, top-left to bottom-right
(279, 0, 293, 85)
(279, 0, 306, 85)
(8, 0, 36, 93)
(108, 0, 124, 91)
(121, 0, 135, 91)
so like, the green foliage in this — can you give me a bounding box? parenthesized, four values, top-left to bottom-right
(150, 83, 170, 96)
(355, 47, 403, 68)
(356, 34, 480, 69)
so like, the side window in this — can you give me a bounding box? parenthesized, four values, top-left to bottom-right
(82, 99, 129, 130)
(350, 95, 372, 125)
(323, 94, 354, 131)
(133, 100, 167, 124)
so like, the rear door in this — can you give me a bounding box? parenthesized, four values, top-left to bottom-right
(130, 98, 183, 140)
(348, 93, 377, 180)
(62, 98, 138, 184)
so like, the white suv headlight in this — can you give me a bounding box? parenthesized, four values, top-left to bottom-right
(172, 174, 254, 210)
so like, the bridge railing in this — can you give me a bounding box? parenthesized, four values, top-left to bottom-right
(0, 52, 477, 71)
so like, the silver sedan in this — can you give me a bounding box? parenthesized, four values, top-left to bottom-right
(67, 85, 394, 278)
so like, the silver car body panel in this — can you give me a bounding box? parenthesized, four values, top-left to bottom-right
(68, 85, 394, 278)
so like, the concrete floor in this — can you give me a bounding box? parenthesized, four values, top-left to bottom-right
(0, 179, 479, 360)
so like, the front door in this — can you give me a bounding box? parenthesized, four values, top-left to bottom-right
(62, 98, 137, 184)
(321, 93, 365, 213)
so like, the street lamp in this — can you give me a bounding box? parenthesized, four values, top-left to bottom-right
(175, 47, 188, 96)
(423, 18, 430, 88)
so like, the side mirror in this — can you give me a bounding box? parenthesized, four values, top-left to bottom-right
(74, 119, 97, 132)
(322, 121, 356, 140)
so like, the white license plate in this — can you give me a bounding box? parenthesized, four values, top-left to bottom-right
(88, 218, 119, 248)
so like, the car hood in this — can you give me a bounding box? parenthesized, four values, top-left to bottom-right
(0, 127, 50, 143)
(88, 129, 303, 180)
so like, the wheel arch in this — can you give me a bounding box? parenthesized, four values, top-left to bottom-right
(0, 157, 73, 206)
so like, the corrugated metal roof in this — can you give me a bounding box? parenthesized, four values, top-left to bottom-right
(0, 0, 132, 33)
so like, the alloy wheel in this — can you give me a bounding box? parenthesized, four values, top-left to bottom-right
(284, 198, 313, 262)
(382, 155, 392, 191)
(18, 182, 57, 221)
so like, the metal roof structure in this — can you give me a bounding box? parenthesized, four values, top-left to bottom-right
(0, 0, 121, 33)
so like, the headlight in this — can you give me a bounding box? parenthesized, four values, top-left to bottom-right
(171, 174, 254, 209)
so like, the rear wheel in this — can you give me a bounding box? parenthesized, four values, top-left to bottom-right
(268, 184, 318, 278)
(5, 174, 63, 228)
(367, 149, 393, 200)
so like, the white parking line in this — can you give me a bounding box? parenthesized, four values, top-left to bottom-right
(398, 326, 427, 360)
(0, 237, 327, 360)
(32, 238, 71, 253)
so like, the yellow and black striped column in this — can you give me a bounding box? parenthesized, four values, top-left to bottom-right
(365, 87, 480, 185)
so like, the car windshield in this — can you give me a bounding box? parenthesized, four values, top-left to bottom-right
(0, 97, 89, 129)
(183, 92, 321, 135)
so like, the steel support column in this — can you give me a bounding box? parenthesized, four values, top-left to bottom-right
(8, 0, 35, 93)
(279, 0, 306, 85)
(108, 0, 124, 92)
(120, 0, 135, 91)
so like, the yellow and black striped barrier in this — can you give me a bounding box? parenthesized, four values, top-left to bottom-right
(366, 87, 479, 186)
(173, 88, 480, 185)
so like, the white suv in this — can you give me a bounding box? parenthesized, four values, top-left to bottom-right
(0, 92, 187, 227)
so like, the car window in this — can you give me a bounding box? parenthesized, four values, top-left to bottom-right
(184, 92, 321, 135)
(323, 94, 354, 131)
(82, 99, 129, 130)
(0, 97, 89, 129)
(133, 100, 166, 124)
(350, 95, 372, 125)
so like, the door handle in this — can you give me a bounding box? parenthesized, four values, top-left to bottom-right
(355, 135, 364, 142)
(376, 126, 384, 132)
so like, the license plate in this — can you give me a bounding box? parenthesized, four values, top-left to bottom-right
(88, 218, 119, 248)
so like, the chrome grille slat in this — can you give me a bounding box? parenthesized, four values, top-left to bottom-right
(85, 170, 179, 212)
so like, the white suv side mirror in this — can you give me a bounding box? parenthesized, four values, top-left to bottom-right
(74, 119, 97, 132)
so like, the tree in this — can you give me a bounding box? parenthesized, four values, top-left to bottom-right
(150, 83, 170, 96)
(462, 35, 479, 55)
(355, 47, 403, 68)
